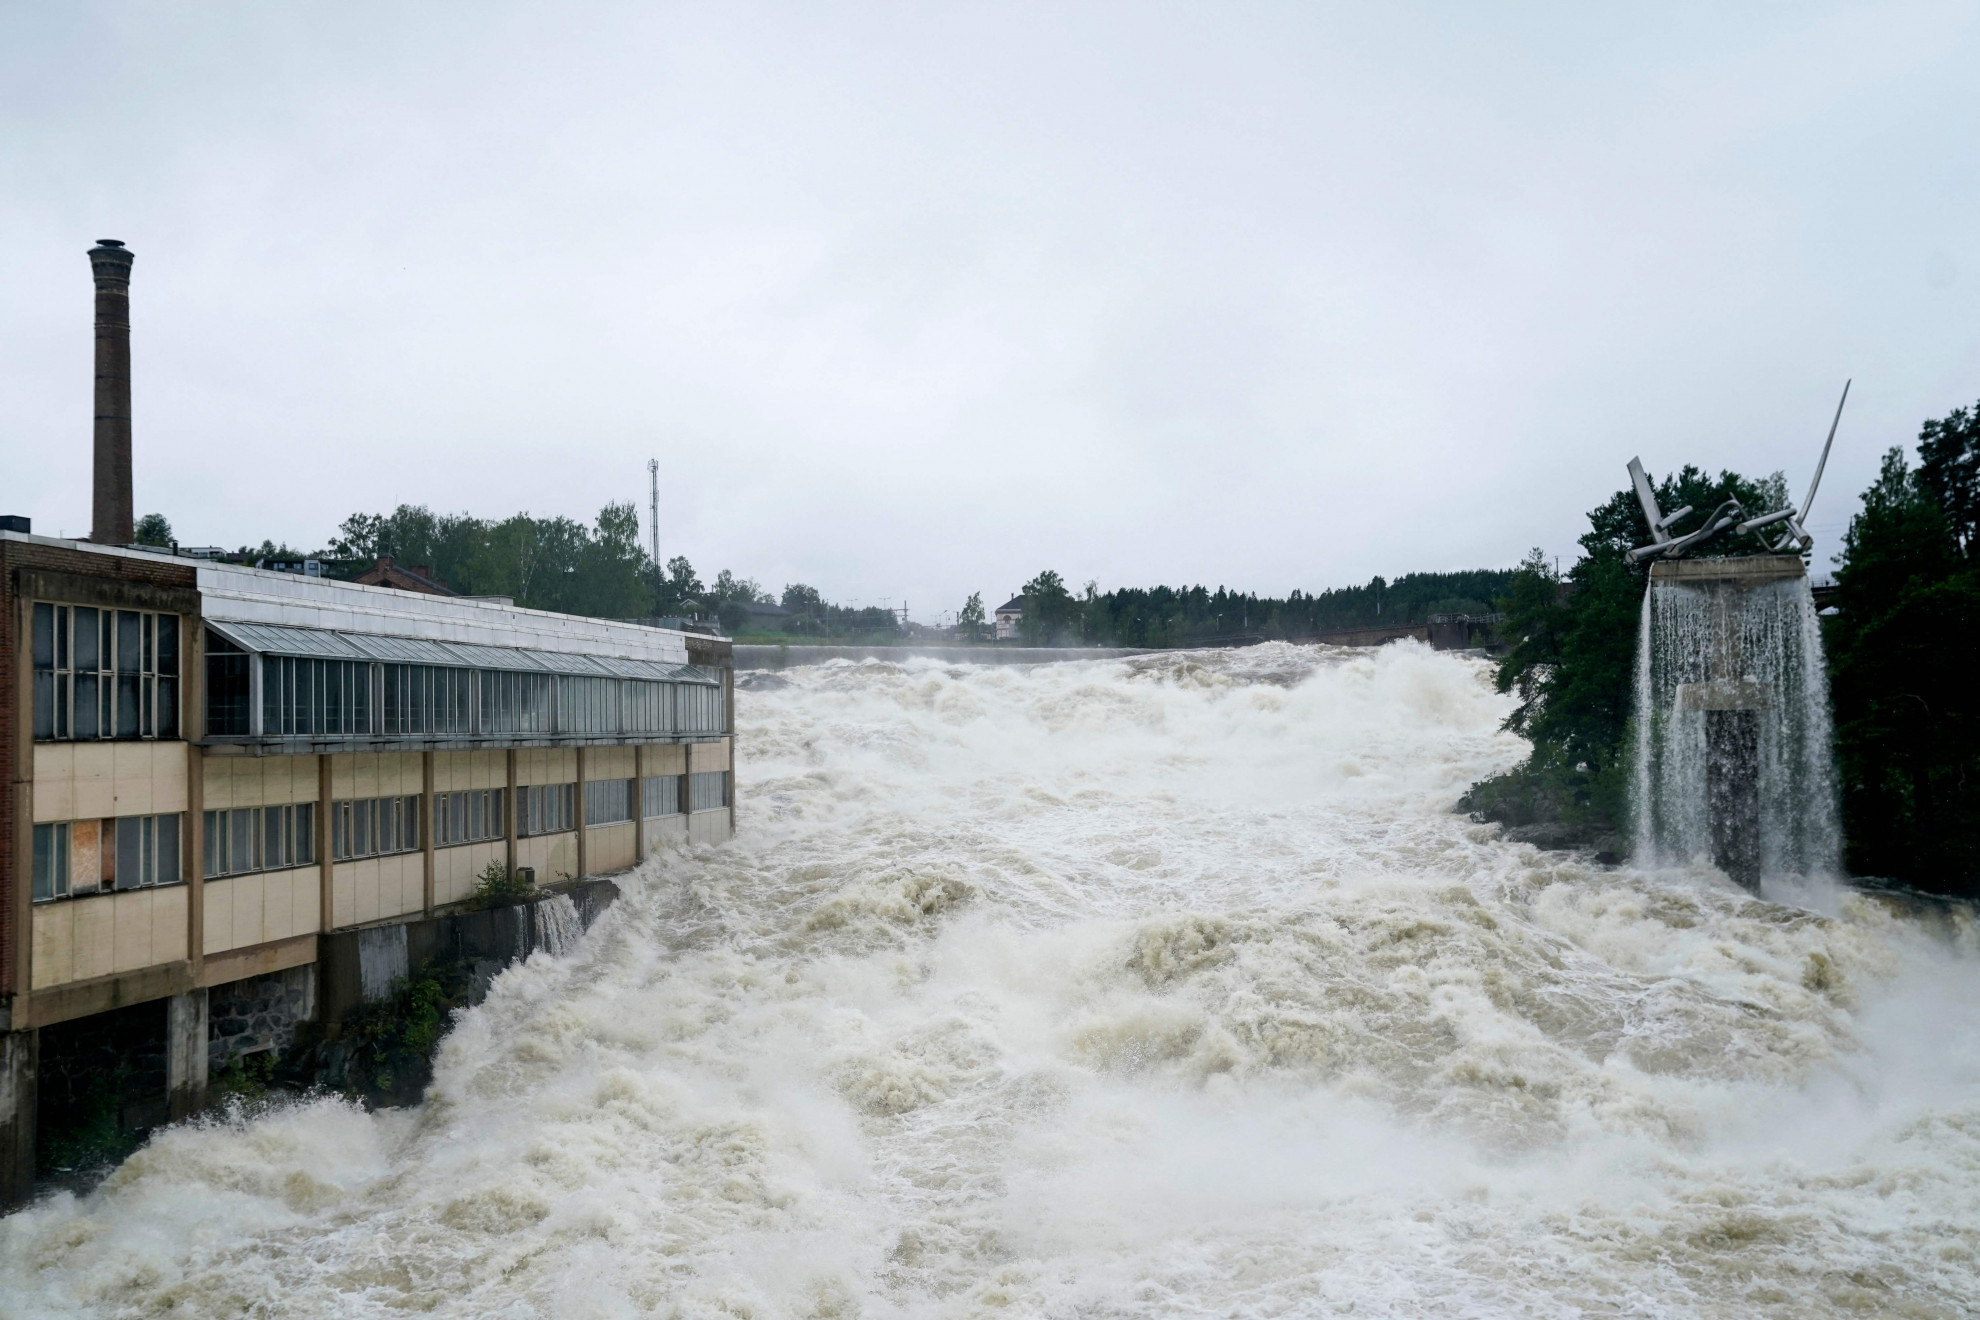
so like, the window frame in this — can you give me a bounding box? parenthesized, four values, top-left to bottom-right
(202, 803, 316, 878)
(32, 602, 180, 743)
(434, 788, 505, 847)
(329, 794, 424, 861)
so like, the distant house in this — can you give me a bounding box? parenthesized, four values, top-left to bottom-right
(994, 595, 1024, 641)
(352, 555, 458, 596)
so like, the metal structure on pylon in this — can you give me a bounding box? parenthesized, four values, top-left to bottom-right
(1624, 381, 1850, 565)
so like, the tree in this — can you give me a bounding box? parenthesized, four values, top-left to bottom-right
(781, 583, 825, 635)
(1826, 442, 1980, 895)
(957, 591, 987, 642)
(133, 513, 173, 547)
(654, 556, 702, 615)
(1917, 399, 1980, 556)
(1019, 570, 1078, 645)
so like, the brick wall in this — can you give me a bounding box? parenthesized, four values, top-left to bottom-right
(2, 540, 198, 1007)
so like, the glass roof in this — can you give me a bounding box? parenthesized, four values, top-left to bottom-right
(203, 620, 718, 685)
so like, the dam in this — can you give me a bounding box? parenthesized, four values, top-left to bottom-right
(2, 643, 1975, 1316)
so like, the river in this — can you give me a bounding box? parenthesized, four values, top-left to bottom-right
(4, 643, 1977, 1317)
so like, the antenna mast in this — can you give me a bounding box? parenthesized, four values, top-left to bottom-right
(647, 458, 660, 568)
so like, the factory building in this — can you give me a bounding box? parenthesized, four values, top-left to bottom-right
(0, 242, 733, 1207)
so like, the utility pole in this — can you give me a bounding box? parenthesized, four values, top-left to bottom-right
(647, 458, 660, 568)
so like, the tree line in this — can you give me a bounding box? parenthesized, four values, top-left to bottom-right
(132, 502, 906, 639)
(998, 568, 1515, 647)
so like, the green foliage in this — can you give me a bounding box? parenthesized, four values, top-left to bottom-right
(997, 569, 1520, 648)
(337, 966, 467, 1104)
(327, 502, 657, 617)
(1917, 399, 1980, 556)
(957, 591, 988, 642)
(133, 512, 173, 546)
(466, 860, 534, 911)
(1019, 570, 1078, 644)
(34, 1059, 144, 1175)
(211, 1049, 281, 1102)
(1826, 439, 1980, 896)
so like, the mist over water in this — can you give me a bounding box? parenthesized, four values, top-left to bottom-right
(5, 644, 1978, 1318)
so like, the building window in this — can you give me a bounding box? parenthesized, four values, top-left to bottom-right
(555, 676, 621, 735)
(518, 783, 575, 836)
(479, 670, 554, 734)
(680, 683, 726, 735)
(33, 823, 70, 901)
(206, 631, 252, 736)
(641, 773, 681, 818)
(625, 682, 673, 734)
(33, 603, 179, 742)
(203, 804, 315, 877)
(382, 664, 472, 736)
(690, 771, 729, 812)
(115, 813, 183, 888)
(435, 789, 504, 845)
(584, 777, 633, 826)
(331, 795, 422, 860)
(263, 655, 372, 737)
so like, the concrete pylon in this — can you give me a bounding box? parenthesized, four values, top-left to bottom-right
(166, 990, 208, 1121)
(1655, 554, 1805, 892)
(0, 1031, 35, 1211)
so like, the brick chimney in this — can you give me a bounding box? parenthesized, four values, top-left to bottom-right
(88, 239, 135, 545)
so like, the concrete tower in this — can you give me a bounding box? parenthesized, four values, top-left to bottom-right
(88, 239, 135, 545)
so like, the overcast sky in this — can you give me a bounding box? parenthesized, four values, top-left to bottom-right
(4, 3, 1975, 617)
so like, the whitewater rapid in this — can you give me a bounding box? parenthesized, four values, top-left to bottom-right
(5, 643, 1978, 1317)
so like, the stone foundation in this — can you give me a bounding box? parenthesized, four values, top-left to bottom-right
(208, 966, 316, 1070)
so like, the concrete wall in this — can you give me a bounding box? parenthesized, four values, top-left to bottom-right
(32, 742, 188, 821)
(431, 749, 507, 793)
(435, 838, 504, 907)
(329, 853, 424, 928)
(643, 743, 686, 775)
(329, 752, 423, 800)
(645, 814, 688, 847)
(516, 747, 576, 787)
(690, 740, 731, 773)
(201, 753, 316, 810)
(688, 812, 731, 845)
(31, 886, 188, 990)
(202, 867, 319, 954)
(587, 821, 636, 873)
(516, 830, 577, 884)
(588, 745, 636, 780)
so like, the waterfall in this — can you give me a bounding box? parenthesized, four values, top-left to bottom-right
(532, 894, 584, 957)
(355, 925, 409, 1002)
(1630, 566, 1840, 883)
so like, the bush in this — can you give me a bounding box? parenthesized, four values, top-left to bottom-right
(466, 860, 534, 910)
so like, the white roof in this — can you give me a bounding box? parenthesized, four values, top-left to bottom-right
(2, 531, 695, 666)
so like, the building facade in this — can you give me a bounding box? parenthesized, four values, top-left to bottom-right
(2, 532, 733, 1203)
(993, 596, 1024, 641)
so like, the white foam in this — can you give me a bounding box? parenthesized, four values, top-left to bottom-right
(4, 642, 1975, 1316)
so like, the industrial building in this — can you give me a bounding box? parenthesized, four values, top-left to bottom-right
(1, 241, 734, 1207)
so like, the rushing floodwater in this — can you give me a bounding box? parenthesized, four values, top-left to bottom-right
(5, 643, 1979, 1318)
